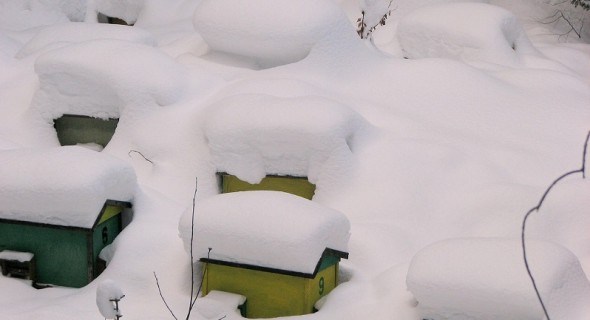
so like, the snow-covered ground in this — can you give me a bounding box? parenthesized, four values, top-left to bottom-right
(0, 0, 589, 319)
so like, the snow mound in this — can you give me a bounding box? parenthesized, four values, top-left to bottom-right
(31, 39, 187, 121)
(397, 3, 539, 66)
(0, 146, 136, 228)
(204, 94, 367, 184)
(17, 22, 155, 58)
(96, 279, 125, 319)
(406, 238, 590, 320)
(195, 290, 246, 319)
(193, 0, 354, 68)
(179, 191, 350, 274)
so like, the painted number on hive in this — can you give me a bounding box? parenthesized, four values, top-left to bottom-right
(319, 277, 325, 295)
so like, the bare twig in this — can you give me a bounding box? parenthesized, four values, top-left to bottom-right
(128, 150, 154, 164)
(154, 178, 209, 320)
(154, 272, 179, 320)
(521, 130, 590, 320)
(186, 178, 199, 319)
(539, 7, 586, 39)
(189, 248, 211, 311)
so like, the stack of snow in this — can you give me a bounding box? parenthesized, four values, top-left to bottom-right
(0, 146, 136, 228)
(0, 250, 34, 263)
(31, 39, 186, 121)
(406, 238, 590, 320)
(397, 3, 539, 66)
(193, 0, 354, 67)
(179, 191, 350, 274)
(204, 94, 367, 184)
(17, 22, 155, 58)
(96, 279, 125, 320)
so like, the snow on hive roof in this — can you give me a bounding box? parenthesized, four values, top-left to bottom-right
(179, 191, 350, 275)
(0, 146, 136, 229)
(204, 94, 367, 184)
(16, 22, 156, 58)
(397, 3, 538, 66)
(406, 238, 590, 320)
(193, 0, 353, 67)
(32, 39, 186, 121)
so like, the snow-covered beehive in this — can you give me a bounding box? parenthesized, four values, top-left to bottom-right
(406, 238, 590, 320)
(205, 93, 366, 200)
(31, 39, 186, 149)
(0, 146, 136, 288)
(397, 3, 539, 67)
(178, 191, 350, 318)
(193, 0, 353, 68)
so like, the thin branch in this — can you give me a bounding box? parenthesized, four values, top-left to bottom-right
(187, 178, 198, 320)
(520, 130, 590, 320)
(521, 208, 550, 319)
(559, 10, 583, 38)
(154, 272, 179, 320)
(581, 131, 590, 178)
(190, 248, 211, 311)
(128, 150, 154, 164)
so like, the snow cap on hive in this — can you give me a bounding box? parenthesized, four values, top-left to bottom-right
(31, 39, 186, 121)
(204, 94, 367, 184)
(406, 238, 590, 320)
(397, 3, 539, 66)
(0, 146, 136, 228)
(178, 191, 350, 274)
(17, 22, 155, 58)
(193, 0, 353, 67)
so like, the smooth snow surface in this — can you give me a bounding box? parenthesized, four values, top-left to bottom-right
(407, 238, 590, 320)
(194, 0, 354, 68)
(179, 191, 350, 274)
(0, 146, 136, 228)
(205, 94, 367, 184)
(397, 3, 539, 66)
(32, 39, 187, 121)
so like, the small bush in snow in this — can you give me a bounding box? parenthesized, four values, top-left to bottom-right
(356, 0, 393, 40)
(571, 0, 590, 10)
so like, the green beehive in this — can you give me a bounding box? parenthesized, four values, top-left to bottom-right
(217, 172, 316, 200)
(0, 201, 131, 288)
(53, 114, 119, 148)
(180, 191, 351, 318)
(0, 146, 136, 288)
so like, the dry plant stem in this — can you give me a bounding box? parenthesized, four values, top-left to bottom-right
(520, 131, 590, 320)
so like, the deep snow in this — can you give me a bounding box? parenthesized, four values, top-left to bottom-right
(0, 0, 589, 319)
